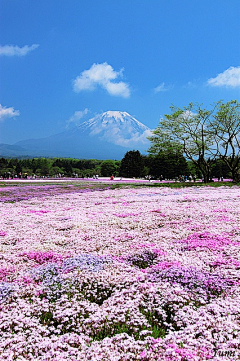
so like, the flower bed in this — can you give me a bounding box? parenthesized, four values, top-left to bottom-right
(0, 184, 240, 360)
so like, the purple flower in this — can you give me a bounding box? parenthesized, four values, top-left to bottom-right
(62, 254, 111, 273)
(0, 282, 16, 303)
(148, 265, 234, 299)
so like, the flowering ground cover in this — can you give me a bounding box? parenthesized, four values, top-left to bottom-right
(0, 182, 120, 203)
(0, 182, 240, 360)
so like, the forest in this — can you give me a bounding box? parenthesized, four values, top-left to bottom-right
(0, 151, 231, 181)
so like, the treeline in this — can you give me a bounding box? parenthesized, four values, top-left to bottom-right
(0, 150, 231, 180)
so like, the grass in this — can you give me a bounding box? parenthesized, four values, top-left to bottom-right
(127, 181, 239, 189)
(1, 179, 238, 187)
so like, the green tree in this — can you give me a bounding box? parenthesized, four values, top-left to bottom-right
(31, 158, 39, 173)
(210, 100, 240, 182)
(148, 103, 219, 182)
(50, 166, 64, 177)
(119, 150, 144, 178)
(63, 160, 73, 176)
(100, 160, 118, 177)
(149, 150, 189, 179)
(211, 158, 230, 179)
(0, 158, 8, 176)
(15, 161, 22, 175)
(149, 100, 240, 182)
(38, 158, 50, 176)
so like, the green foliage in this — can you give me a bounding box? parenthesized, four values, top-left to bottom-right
(0, 157, 107, 178)
(151, 325, 166, 339)
(15, 161, 22, 174)
(92, 319, 134, 341)
(91, 312, 151, 341)
(139, 307, 166, 339)
(0, 157, 8, 167)
(126, 250, 158, 269)
(211, 159, 230, 178)
(149, 150, 189, 179)
(119, 150, 145, 178)
(148, 100, 240, 182)
(39, 310, 54, 326)
(148, 102, 216, 182)
(211, 100, 240, 182)
(100, 160, 119, 177)
(78, 279, 115, 305)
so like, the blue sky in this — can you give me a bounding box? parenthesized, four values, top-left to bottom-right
(0, 0, 240, 144)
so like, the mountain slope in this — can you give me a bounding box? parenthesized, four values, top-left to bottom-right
(3, 111, 152, 159)
(0, 144, 28, 157)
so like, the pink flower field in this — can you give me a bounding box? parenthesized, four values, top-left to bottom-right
(0, 182, 240, 360)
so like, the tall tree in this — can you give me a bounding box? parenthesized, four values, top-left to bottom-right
(149, 150, 189, 179)
(100, 160, 118, 177)
(210, 100, 240, 182)
(119, 150, 144, 178)
(148, 103, 219, 182)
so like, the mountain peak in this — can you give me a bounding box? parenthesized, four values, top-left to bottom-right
(103, 110, 129, 119)
(101, 111, 149, 128)
(77, 110, 152, 148)
(77, 110, 150, 134)
(11, 111, 152, 159)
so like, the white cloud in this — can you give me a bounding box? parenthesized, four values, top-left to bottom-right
(207, 66, 240, 88)
(104, 81, 130, 97)
(73, 62, 130, 98)
(92, 124, 152, 147)
(154, 82, 172, 93)
(180, 110, 197, 119)
(66, 109, 89, 128)
(110, 129, 152, 147)
(0, 44, 39, 56)
(0, 104, 20, 122)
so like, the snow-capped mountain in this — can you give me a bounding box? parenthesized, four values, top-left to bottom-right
(1, 111, 152, 159)
(78, 111, 149, 134)
(70, 111, 152, 148)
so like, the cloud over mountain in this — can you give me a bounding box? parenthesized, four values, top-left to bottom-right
(66, 109, 89, 128)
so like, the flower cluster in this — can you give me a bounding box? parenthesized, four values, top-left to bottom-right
(21, 251, 63, 265)
(62, 253, 111, 273)
(0, 281, 17, 303)
(147, 265, 235, 300)
(0, 182, 240, 359)
(179, 232, 236, 251)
